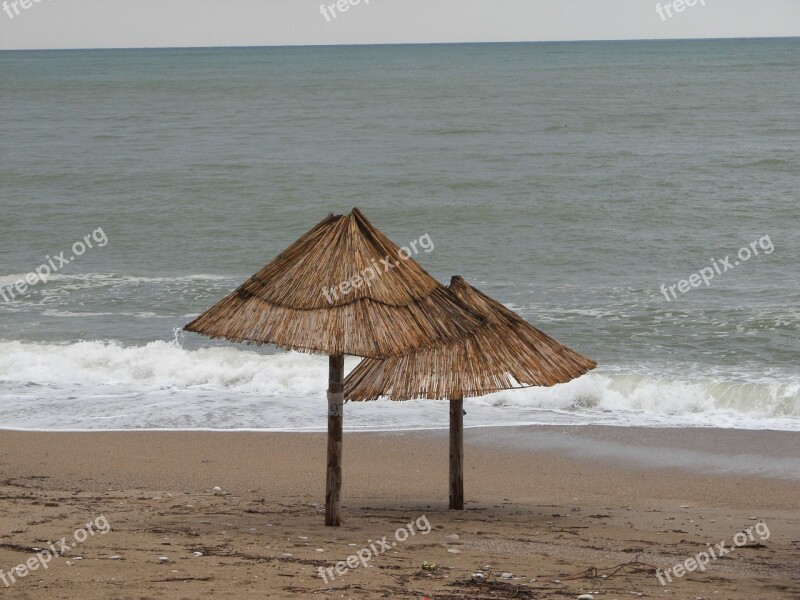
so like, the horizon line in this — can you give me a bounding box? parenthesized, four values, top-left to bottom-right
(1, 35, 798, 53)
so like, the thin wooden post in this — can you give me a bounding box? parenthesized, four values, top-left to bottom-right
(325, 354, 344, 526)
(449, 397, 464, 510)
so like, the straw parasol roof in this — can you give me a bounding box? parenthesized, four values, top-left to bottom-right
(345, 275, 597, 400)
(184, 209, 486, 359)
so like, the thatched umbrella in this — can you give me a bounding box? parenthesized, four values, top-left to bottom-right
(184, 210, 485, 525)
(345, 275, 596, 509)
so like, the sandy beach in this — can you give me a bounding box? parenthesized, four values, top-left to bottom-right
(1, 426, 798, 599)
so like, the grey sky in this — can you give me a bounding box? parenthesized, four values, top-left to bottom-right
(1, 0, 798, 51)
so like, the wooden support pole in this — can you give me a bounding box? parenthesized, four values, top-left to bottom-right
(325, 354, 344, 526)
(449, 396, 464, 510)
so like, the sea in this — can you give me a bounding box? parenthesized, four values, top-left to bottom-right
(1, 39, 798, 432)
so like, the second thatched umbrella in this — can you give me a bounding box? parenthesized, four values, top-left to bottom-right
(345, 275, 596, 508)
(184, 210, 486, 525)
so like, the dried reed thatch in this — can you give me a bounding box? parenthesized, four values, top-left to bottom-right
(184, 209, 486, 359)
(345, 275, 597, 400)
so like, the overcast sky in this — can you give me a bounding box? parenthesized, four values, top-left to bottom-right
(1, 0, 798, 51)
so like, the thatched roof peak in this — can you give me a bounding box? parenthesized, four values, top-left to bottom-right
(240, 207, 443, 310)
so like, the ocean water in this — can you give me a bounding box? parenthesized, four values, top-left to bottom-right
(0, 39, 798, 432)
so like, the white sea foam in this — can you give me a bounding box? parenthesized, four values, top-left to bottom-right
(0, 273, 229, 285)
(0, 273, 72, 287)
(0, 339, 797, 432)
(0, 339, 324, 393)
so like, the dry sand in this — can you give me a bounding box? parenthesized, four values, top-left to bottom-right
(0, 426, 798, 599)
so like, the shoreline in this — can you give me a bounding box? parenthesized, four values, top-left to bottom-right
(1, 424, 797, 480)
